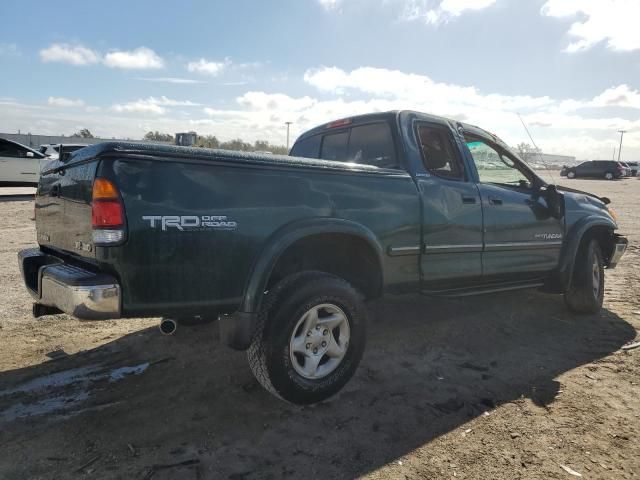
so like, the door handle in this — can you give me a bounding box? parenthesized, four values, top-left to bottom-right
(50, 184, 60, 197)
(461, 195, 477, 204)
(488, 196, 503, 205)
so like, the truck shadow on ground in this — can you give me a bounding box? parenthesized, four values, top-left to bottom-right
(0, 194, 35, 203)
(0, 289, 635, 479)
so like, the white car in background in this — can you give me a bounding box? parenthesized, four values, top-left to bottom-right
(0, 138, 50, 186)
(624, 161, 638, 176)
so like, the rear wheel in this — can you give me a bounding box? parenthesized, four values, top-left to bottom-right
(564, 239, 604, 314)
(247, 271, 367, 404)
(567, 171, 576, 179)
(604, 171, 614, 180)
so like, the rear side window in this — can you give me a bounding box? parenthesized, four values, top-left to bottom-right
(320, 131, 349, 161)
(417, 125, 464, 180)
(347, 123, 397, 169)
(290, 135, 321, 158)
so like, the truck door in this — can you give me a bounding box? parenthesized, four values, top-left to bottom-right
(462, 134, 564, 282)
(415, 123, 484, 291)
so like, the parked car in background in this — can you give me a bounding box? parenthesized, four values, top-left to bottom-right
(39, 143, 88, 161)
(0, 138, 49, 186)
(560, 160, 629, 180)
(623, 161, 638, 176)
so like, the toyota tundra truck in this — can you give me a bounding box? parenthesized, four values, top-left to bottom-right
(19, 110, 627, 404)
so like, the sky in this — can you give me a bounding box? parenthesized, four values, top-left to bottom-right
(0, 0, 639, 160)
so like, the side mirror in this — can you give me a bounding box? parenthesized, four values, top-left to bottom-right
(543, 184, 565, 219)
(26, 151, 34, 158)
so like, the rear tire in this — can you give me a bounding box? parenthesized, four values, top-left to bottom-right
(247, 271, 367, 404)
(564, 239, 604, 314)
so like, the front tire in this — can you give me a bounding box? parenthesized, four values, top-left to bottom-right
(567, 171, 576, 179)
(604, 172, 614, 180)
(564, 239, 604, 314)
(247, 271, 367, 404)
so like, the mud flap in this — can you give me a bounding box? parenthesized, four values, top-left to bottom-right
(219, 311, 258, 350)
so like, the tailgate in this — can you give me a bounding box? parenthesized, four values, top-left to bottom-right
(36, 159, 99, 259)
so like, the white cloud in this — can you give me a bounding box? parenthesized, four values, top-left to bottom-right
(316, 0, 496, 23)
(300, 66, 640, 159)
(151, 96, 202, 107)
(439, 0, 497, 16)
(104, 47, 164, 69)
(187, 58, 229, 76)
(5, 64, 640, 161)
(135, 77, 205, 84)
(541, 0, 640, 52)
(39, 43, 100, 66)
(236, 91, 317, 112)
(47, 97, 85, 107)
(317, 0, 341, 10)
(39, 44, 165, 69)
(401, 0, 497, 24)
(112, 100, 166, 115)
(556, 84, 640, 113)
(111, 96, 201, 115)
(591, 84, 640, 109)
(304, 66, 553, 111)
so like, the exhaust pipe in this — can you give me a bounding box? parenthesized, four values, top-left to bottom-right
(159, 318, 177, 335)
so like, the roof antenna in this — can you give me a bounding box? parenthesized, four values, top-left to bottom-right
(517, 113, 558, 186)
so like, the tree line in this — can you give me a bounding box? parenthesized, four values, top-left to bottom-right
(144, 131, 288, 155)
(67, 129, 288, 155)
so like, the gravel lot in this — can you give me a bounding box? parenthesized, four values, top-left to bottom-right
(0, 177, 638, 479)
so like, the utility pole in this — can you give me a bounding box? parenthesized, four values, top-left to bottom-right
(617, 130, 626, 162)
(613, 147, 616, 161)
(285, 122, 293, 151)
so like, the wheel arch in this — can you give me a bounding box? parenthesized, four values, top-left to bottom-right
(555, 216, 617, 291)
(240, 218, 385, 314)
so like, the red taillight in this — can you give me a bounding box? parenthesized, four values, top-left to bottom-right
(92, 200, 123, 227)
(92, 178, 125, 244)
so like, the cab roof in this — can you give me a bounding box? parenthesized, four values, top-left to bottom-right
(293, 110, 508, 149)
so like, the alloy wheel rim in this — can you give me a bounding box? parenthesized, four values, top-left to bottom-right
(289, 303, 350, 380)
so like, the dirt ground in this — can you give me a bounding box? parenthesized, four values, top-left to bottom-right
(0, 177, 638, 480)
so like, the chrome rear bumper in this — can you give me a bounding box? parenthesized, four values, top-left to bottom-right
(18, 248, 121, 320)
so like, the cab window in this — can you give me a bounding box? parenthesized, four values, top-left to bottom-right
(320, 131, 349, 161)
(346, 123, 397, 168)
(465, 137, 532, 188)
(417, 125, 464, 180)
(290, 135, 320, 158)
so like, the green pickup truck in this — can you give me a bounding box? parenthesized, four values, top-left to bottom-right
(19, 110, 627, 404)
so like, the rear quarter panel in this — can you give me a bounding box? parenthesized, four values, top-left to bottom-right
(97, 157, 420, 318)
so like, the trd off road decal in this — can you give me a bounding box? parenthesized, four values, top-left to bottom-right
(142, 215, 237, 231)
